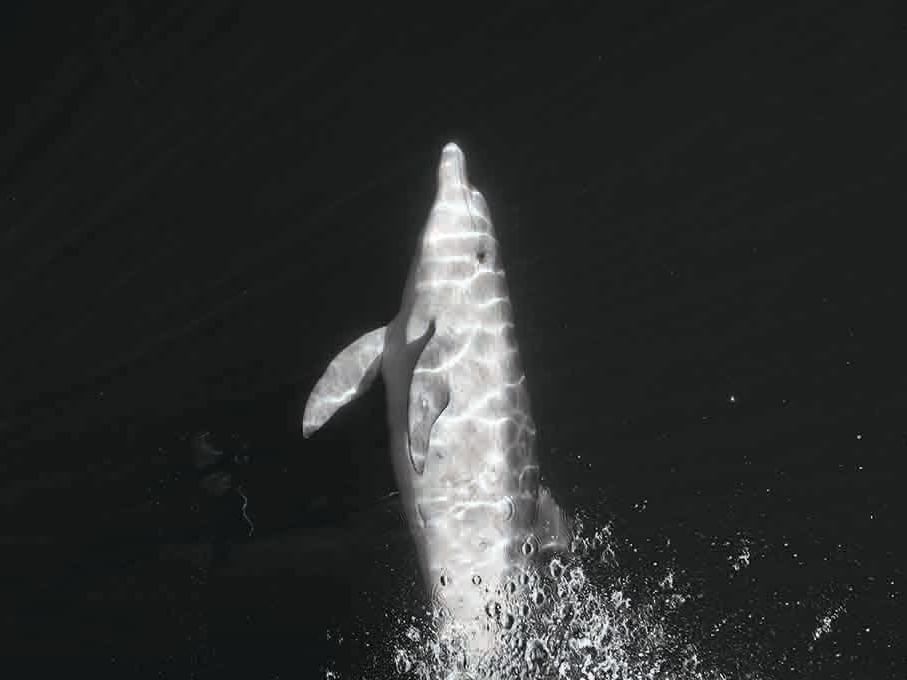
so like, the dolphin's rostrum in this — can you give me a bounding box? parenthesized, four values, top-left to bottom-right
(302, 142, 569, 656)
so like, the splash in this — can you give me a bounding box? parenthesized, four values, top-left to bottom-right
(334, 519, 765, 680)
(812, 603, 846, 642)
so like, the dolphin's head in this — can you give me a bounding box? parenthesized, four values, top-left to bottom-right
(410, 143, 503, 322)
(429, 142, 496, 250)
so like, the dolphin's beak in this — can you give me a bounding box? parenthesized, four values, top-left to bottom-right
(438, 142, 468, 188)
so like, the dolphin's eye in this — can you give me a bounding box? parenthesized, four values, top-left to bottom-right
(476, 249, 487, 263)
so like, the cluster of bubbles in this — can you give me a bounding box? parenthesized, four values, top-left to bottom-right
(376, 521, 751, 680)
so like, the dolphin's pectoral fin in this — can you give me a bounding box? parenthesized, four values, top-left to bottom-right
(407, 322, 449, 475)
(302, 326, 387, 438)
(535, 486, 572, 553)
(408, 377, 450, 475)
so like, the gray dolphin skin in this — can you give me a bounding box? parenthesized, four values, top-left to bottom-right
(302, 142, 569, 655)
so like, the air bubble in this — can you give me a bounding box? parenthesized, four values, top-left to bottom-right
(440, 572, 450, 587)
(526, 639, 548, 667)
(472, 574, 482, 586)
(394, 650, 413, 673)
(501, 496, 515, 521)
(522, 536, 538, 556)
(549, 559, 564, 580)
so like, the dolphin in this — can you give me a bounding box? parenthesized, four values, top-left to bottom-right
(302, 142, 569, 656)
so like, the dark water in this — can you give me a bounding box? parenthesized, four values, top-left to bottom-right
(1, 2, 903, 678)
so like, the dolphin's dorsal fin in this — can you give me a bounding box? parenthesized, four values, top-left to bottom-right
(407, 321, 449, 475)
(302, 326, 387, 438)
(535, 486, 572, 553)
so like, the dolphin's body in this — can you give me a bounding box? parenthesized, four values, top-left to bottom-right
(302, 143, 568, 654)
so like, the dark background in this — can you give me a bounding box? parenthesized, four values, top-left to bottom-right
(0, 1, 903, 678)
